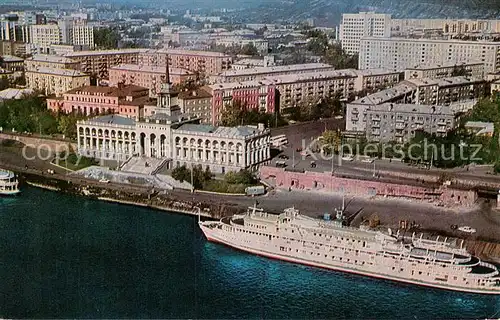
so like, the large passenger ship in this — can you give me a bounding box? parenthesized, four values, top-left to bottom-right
(0, 169, 20, 196)
(199, 204, 500, 295)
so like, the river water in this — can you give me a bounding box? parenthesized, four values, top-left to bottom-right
(0, 187, 498, 319)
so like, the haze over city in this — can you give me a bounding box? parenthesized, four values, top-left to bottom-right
(0, 0, 500, 318)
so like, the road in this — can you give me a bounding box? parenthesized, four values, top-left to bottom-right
(2, 137, 500, 244)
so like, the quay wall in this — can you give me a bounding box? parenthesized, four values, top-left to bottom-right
(0, 133, 77, 152)
(260, 166, 477, 208)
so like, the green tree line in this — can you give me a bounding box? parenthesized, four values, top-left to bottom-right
(0, 95, 87, 140)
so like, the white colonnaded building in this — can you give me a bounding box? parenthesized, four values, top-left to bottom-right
(76, 68, 271, 174)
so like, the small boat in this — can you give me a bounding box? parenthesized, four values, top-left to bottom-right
(0, 169, 20, 196)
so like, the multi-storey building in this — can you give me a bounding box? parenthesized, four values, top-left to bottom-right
(76, 78, 270, 174)
(26, 67, 90, 97)
(108, 64, 194, 96)
(30, 24, 61, 54)
(267, 70, 357, 110)
(391, 18, 500, 35)
(206, 80, 276, 125)
(215, 38, 269, 54)
(71, 23, 94, 48)
(30, 19, 94, 54)
(363, 103, 455, 143)
(1, 55, 24, 71)
(47, 84, 152, 119)
(24, 54, 80, 71)
(0, 40, 27, 56)
(339, 12, 391, 55)
(65, 49, 142, 79)
(210, 63, 335, 84)
(0, 14, 30, 43)
(359, 37, 500, 73)
(138, 49, 233, 75)
(351, 69, 401, 93)
(346, 76, 485, 139)
(177, 88, 213, 124)
(404, 62, 485, 80)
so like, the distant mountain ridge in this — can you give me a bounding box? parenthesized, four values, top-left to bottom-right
(224, 0, 500, 26)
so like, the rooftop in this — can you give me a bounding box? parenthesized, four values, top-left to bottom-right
(352, 82, 417, 105)
(109, 64, 193, 75)
(406, 62, 484, 71)
(351, 68, 399, 76)
(27, 67, 87, 76)
(178, 87, 212, 100)
(176, 123, 267, 138)
(65, 49, 145, 57)
(405, 76, 484, 87)
(265, 69, 357, 84)
(1, 55, 23, 63)
(66, 84, 149, 97)
(27, 54, 77, 64)
(465, 121, 495, 135)
(216, 63, 333, 78)
(361, 36, 500, 45)
(368, 103, 454, 115)
(0, 88, 33, 100)
(88, 114, 136, 126)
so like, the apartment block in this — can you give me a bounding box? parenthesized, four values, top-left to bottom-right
(26, 67, 90, 97)
(364, 103, 455, 143)
(346, 76, 485, 139)
(206, 80, 276, 125)
(24, 54, 80, 71)
(30, 24, 61, 53)
(215, 38, 269, 54)
(108, 64, 194, 96)
(210, 63, 335, 84)
(0, 40, 27, 56)
(1, 55, 24, 71)
(359, 37, 500, 73)
(339, 12, 391, 55)
(65, 49, 142, 79)
(47, 84, 151, 119)
(0, 15, 31, 43)
(138, 49, 233, 75)
(351, 69, 401, 92)
(177, 88, 213, 124)
(404, 62, 485, 80)
(391, 18, 500, 35)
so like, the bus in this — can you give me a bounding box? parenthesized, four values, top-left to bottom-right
(271, 134, 288, 148)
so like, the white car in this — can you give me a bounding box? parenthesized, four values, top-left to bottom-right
(361, 158, 375, 163)
(99, 179, 110, 183)
(341, 155, 354, 161)
(458, 226, 476, 233)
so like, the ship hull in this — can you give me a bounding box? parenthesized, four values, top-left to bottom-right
(200, 224, 500, 295)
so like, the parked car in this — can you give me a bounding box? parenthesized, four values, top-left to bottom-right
(278, 154, 289, 160)
(310, 161, 316, 168)
(341, 155, 354, 161)
(450, 224, 458, 230)
(361, 158, 374, 163)
(458, 226, 476, 233)
(99, 179, 110, 183)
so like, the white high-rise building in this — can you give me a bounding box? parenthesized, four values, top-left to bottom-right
(30, 18, 94, 54)
(339, 12, 391, 55)
(359, 37, 500, 73)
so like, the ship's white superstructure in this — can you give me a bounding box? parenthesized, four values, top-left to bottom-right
(199, 204, 500, 295)
(0, 169, 20, 196)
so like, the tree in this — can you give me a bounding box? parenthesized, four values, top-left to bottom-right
(94, 28, 121, 49)
(451, 65, 469, 77)
(241, 43, 259, 56)
(321, 130, 342, 155)
(368, 214, 380, 228)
